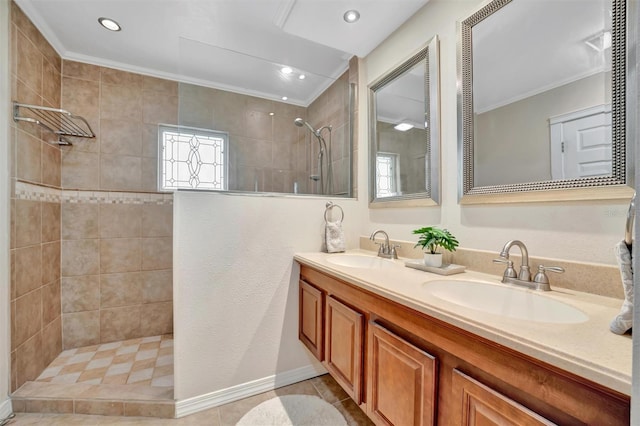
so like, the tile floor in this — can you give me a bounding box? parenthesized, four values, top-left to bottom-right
(8, 375, 374, 425)
(36, 335, 174, 387)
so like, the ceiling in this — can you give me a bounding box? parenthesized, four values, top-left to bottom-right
(15, 0, 429, 106)
(473, 0, 611, 113)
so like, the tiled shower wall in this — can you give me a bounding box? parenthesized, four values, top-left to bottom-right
(59, 61, 175, 350)
(307, 71, 351, 196)
(9, 2, 63, 392)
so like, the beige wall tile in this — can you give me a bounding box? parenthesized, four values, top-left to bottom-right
(42, 279, 61, 325)
(140, 302, 173, 336)
(142, 204, 172, 237)
(100, 306, 141, 342)
(142, 124, 159, 158)
(14, 289, 42, 349)
(42, 60, 61, 107)
(12, 2, 40, 45)
(14, 83, 42, 139)
(233, 136, 272, 168)
(61, 150, 100, 189)
(141, 270, 173, 303)
(15, 200, 41, 248)
(101, 83, 142, 121)
(62, 60, 101, 81)
(42, 317, 62, 368)
(101, 68, 143, 89)
(16, 333, 44, 387)
(101, 272, 142, 308)
(16, 31, 42, 95)
(61, 203, 99, 240)
(142, 237, 172, 271)
(41, 241, 60, 285)
(41, 202, 61, 243)
(61, 239, 100, 277)
(100, 118, 143, 156)
(143, 76, 178, 96)
(61, 77, 100, 137)
(62, 310, 100, 349)
(17, 129, 42, 183)
(141, 157, 159, 192)
(41, 142, 61, 187)
(245, 110, 273, 141)
(100, 238, 141, 273)
(10, 200, 15, 249)
(15, 245, 41, 297)
(143, 91, 178, 125)
(100, 154, 142, 191)
(100, 204, 141, 239)
(61, 275, 100, 313)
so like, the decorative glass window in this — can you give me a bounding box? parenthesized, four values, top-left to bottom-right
(159, 125, 229, 191)
(376, 153, 399, 197)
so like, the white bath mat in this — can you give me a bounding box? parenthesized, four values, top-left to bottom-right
(236, 394, 347, 426)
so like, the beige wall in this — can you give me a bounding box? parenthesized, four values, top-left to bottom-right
(9, 1, 63, 391)
(377, 121, 426, 194)
(474, 72, 611, 186)
(59, 61, 174, 349)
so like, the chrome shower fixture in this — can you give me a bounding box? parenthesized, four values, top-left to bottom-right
(294, 118, 319, 136)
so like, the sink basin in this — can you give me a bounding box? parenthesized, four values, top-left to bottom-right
(326, 254, 396, 269)
(422, 280, 588, 324)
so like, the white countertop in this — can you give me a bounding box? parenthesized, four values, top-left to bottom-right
(294, 249, 632, 396)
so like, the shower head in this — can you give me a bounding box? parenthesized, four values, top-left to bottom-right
(294, 118, 318, 136)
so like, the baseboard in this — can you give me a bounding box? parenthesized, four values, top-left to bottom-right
(175, 363, 326, 418)
(0, 398, 12, 420)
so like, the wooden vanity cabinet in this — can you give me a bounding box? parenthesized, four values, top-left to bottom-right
(297, 265, 630, 425)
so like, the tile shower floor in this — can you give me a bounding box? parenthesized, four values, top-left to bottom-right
(9, 374, 373, 425)
(36, 335, 174, 387)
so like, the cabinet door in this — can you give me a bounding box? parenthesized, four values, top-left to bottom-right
(452, 370, 556, 426)
(299, 280, 324, 360)
(325, 296, 364, 403)
(368, 322, 437, 426)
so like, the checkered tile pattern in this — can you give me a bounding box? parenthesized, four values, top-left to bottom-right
(36, 335, 173, 387)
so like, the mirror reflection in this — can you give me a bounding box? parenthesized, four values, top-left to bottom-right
(369, 36, 440, 206)
(459, 0, 629, 198)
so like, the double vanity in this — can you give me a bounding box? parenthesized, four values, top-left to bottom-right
(295, 250, 631, 425)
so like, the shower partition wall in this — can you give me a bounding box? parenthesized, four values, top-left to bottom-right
(177, 71, 353, 196)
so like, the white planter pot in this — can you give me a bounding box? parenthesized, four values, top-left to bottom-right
(423, 253, 443, 268)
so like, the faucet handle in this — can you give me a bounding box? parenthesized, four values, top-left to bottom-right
(533, 265, 565, 285)
(390, 244, 401, 259)
(493, 258, 517, 279)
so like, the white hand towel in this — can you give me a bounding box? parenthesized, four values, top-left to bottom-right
(610, 240, 633, 334)
(325, 221, 345, 253)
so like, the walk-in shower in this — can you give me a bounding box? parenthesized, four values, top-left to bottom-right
(294, 118, 333, 195)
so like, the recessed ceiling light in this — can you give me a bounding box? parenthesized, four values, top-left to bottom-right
(269, 112, 275, 116)
(298, 74, 306, 80)
(282, 96, 288, 101)
(281, 67, 293, 74)
(343, 10, 360, 23)
(98, 17, 122, 32)
(394, 122, 414, 132)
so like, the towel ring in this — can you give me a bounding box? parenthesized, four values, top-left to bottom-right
(324, 202, 344, 223)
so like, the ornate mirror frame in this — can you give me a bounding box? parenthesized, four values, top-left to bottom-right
(369, 35, 441, 208)
(457, 0, 634, 204)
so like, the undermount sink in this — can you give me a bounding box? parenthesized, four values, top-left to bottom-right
(422, 280, 589, 324)
(326, 254, 396, 269)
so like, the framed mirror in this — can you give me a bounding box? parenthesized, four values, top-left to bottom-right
(369, 36, 440, 207)
(457, 0, 634, 203)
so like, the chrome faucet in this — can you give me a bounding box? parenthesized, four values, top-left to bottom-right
(493, 240, 564, 291)
(370, 230, 399, 259)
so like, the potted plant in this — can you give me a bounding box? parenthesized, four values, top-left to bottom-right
(412, 226, 459, 267)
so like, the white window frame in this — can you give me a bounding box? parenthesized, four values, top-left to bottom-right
(158, 124, 229, 191)
(375, 152, 400, 197)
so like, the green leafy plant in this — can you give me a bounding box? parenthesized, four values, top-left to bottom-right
(412, 226, 459, 254)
